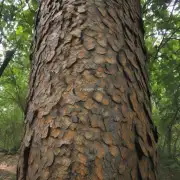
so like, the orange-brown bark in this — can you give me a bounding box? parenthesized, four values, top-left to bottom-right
(17, 0, 158, 179)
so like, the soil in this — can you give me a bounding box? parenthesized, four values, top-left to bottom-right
(0, 153, 17, 180)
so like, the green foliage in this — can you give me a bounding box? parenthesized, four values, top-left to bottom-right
(0, 0, 37, 151)
(142, 0, 180, 173)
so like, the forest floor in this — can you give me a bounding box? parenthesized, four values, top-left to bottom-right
(158, 165, 180, 180)
(0, 153, 17, 180)
(0, 153, 180, 180)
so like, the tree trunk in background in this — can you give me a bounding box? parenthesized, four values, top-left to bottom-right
(167, 126, 172, 157)
(17, 0, 158, 179)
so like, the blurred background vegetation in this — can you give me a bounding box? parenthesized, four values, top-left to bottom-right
(0, 0, 179, 179)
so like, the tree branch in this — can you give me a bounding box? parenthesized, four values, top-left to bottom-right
(0, 49, 16, 77)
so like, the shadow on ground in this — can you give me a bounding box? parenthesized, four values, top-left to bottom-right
(0, 169, 16, 180)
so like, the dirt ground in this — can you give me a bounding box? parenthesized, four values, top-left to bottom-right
(0, 153, 17, 180)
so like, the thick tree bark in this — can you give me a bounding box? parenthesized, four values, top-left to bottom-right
(17, 0, 158, 179)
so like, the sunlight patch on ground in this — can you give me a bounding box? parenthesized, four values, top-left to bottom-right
(0, 163, 16, 174)
(0, 154, 18, 174)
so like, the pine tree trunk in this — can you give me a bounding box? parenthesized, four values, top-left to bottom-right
(17, 0, 158, 179)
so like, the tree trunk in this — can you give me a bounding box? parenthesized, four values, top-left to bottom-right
(17, 0, 158, 179)
(167, 126, 172, 157)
